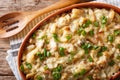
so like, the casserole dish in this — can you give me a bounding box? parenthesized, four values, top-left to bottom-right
(18, 2, 120, 80)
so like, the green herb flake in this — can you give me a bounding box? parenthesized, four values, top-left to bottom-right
(82, 20, 92, 28)
(80, 69, 87, 75)
(81, 30, 86, 36)
(36, 52, 41, 56)
(114, 30, 120, 36)
(89, 30, 94, 36)
(97, 52, 103, 57)
(59, 47, 65, 56)
(73, 73, 80, 77)
(53, 33, 59, 42)
(20, 64, 24, 71)
(81, 43, 93, 54)
(116, 55, 120, 60)
(97, 46, 107, 57)
(25, 62, 32, 69)
(36, 75, 43, 80)
(87, 75, 93, 80)
(66, 34, 72, 40)
(43, 48, 47, 57)
(74, 69, 87, 77)
(39, 54, 44, 61)
(101, 46, 107, 52)
(52, 72, 61, 80)
(44, 65, 48, 70)
(45, 39, 49, 44)
(52, 65, 62, 80)
(53, 65, 62, 72)
(107, 35, 114, 43)
(88, 56, 93, 62)
(38, 35, 47, 40)
(101, 16, 107, 24)
(108, 60, 115, 66)
(47, 52, 51, 57)
(93, 45, 99, 50)
(94, 21, 99, 27)
(85, 49, 89, 54)
(31, 33, 36, 39)
(68, 54, 74, 62)
(78, 27, 83, 34)
(117, 44, 120, 49)
(56, 65, 62, 72)
(77, 28, 86, 36)
(81, 42, 92, 49)
(70, 51, 75, 56)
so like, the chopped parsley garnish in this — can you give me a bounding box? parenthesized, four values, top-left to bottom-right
(74, 69, 87, 77)
(43, 48, 47, 57)
(38, 35, 47, 40)
(80, 69, 87, 75)
(116, 55, 120, 60)
(36, 52, 41, 56)
(93, 45, 99, 50)
(53, 33, 59, 42)
(101, 16, 107, 24)
(117, 44, 120, 49)
(39, 54, 45, 61)
(81, 42, 93, 54)
(52, 72, 61, 80)
(47, 52, 51, 57)
(66, 34, 72, 40)
(82, 20, 92, 28)
(94, 21, 99, 27)
(55, 65, 62, 72)
(31, 33, 36, 38)
(97, 46, 107, 57)
(20, 64, 24, 71)
(108, 60, 115, 66)
(44, 65, 48, 70)
(114, 30, 120, 36)
(77, 28, 86, 36)
(81, 30, 87, 36)
(88, 56, 93, 62)
(87, 75, 93, 80)
(52, 65, 62, 80)
(101, 46, 107, 52)
(25, 62, 32, 69)
(89, 30, 94, 36)
(36, 52, 45, 61)
(45, 39, 49, 44)
(36, 49, 51, 61)
(107, 35, 114, 43)
(97, 52, 103, 57)
(36, 75, 43, 80)
(59, 47, 65, 56)
(68, 54, 74, 62)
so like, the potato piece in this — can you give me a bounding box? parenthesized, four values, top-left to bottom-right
(49, 23, 57, 33)
(26, 48, 38, 63)
(88, 9, 96, 22)
(108, 9, 115, 22)
(27, 44, 35, 52)
(71, 8, 84, 19)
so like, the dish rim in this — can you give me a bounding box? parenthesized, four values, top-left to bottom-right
(17, 2, 120, 80)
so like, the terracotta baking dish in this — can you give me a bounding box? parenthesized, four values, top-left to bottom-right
(18, 2, 120, 80)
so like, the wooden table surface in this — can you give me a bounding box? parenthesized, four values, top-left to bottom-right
(0, 0, 57, 80)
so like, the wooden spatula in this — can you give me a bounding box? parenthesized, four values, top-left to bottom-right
(0, 0, 92, 38)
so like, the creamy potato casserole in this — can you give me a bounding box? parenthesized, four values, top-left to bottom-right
(20, 8, 120, 80)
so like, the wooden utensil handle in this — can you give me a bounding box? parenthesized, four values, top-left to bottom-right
(29, 0, 80, 18)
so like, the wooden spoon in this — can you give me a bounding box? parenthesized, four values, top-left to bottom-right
(0, 0, 93, 38)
